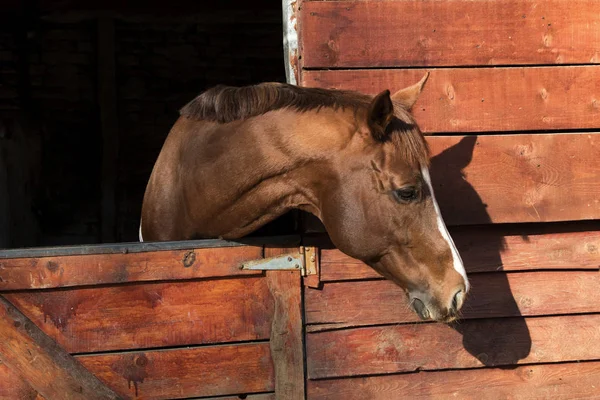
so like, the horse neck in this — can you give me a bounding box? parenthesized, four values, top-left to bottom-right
(189, 109, 357, 239)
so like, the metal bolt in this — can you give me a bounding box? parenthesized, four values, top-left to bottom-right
(288, 257, 293, 262)
(294, 264, 300, 269)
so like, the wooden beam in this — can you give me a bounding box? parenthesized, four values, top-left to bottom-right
(319, 228, 600, 281)
(97, 16, 119, 243)
(305, 271, 600, 329)
(306, 314, 600, 379)
(265, 247, 305, 400)
(300, 0, 600, 68)
(307, 361, 600, 400)
(0, 245, 264, 290)
(302, 67, 600, 134)
(5, 276, 275, 353)
(0, 296, 122, 400)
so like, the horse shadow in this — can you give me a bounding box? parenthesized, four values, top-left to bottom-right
(430, 135, 531, 366)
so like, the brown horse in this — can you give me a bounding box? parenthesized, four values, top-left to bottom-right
(140, 74, 469, 322)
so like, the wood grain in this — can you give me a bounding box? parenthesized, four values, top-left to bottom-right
(77, 343, 274, 399)
(265, 248, 305, 400)
(320, 229, 600, 281)
(301, 0, 600, 68)
(4, 276, 273, 353)
(302, 67, 600, 133)
(0, 246, 263, 290)
(0, 362, 42, 400)
(306, 314, 600, 379)
(305, 271, 600, 329)
(427, 134, 600, 225)
(307, 361, 600, 400)
(0, 296, 123, 400)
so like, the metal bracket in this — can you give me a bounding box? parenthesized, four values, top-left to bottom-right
(240, 246, 318, 276)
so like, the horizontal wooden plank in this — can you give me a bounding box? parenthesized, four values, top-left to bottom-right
(0, 246, 264, 290)
(302, 67, 600, 133)
(320, 229, 600, 281)
(429, 134, 600, 224)
(306, 314, 600, 379)
(5, 277, 273, 353)
(77, 343, 274, 399)
(306, 271, 600, 329)
(307, 361, 600, 400)
(301, 0, 600, 68)
(0, 362, 41, 400)
(199, 395, 275, 400)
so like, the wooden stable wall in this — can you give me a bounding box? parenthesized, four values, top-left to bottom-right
(0, 240, 304, 399)
(297, 0, 600, 398)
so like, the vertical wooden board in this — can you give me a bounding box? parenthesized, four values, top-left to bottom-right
(302, 67, 600, 133)
(265, 247, 305, 400)
(427, 133, 600, 225)
(300, 0, 600, 68)
(0, 297, 122, 400)
(5, 276, 274, 353)
(77, 343, 274, 399)
(305, 271, 600, 329)
(306, 314, 600, 379)
(307, 361, 600, 400)
(0, 246, 264, 290)
(319, 229, 600, 281)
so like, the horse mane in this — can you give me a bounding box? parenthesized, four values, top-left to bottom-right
(180, 82, 371, 123)
(180, 82, 430, 167)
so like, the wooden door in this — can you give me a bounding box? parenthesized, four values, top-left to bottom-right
(0, 238, 305, 400)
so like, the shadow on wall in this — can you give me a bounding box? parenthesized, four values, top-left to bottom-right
(430, 135, 532, 367)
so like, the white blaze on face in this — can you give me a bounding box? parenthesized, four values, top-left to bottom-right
(139, 219, 144, 242)
(421, 166, 470, 291)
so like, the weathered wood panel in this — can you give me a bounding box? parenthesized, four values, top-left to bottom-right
(306, 314, 600, 379)
(307, 361, 600, 400)
(302, 67, 600, 133)
(0, 297, 122, 400)
(320, 229, 600, 281)
(306, 271, 600, 329)
(4, 276, 273, 353)
(265, 248, 305, 400)
(428, 134, 600, 225)
(0, 246, 263, 290)
(0, 362, 41, 400)
(78, 343, 274, 399)
(301, 0, 600, 68)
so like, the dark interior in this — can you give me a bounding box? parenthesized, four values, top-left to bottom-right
(0, 0, 296, 249)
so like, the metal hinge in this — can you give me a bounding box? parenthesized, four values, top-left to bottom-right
(240, 246, 318, 276)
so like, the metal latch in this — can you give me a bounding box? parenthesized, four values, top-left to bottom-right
(240, 246, 318, 276)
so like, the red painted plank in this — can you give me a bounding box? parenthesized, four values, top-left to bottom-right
(0, 297, 122, 400)
(301, 0, 600, 68)
(0, 363, 41, 400)
(302, 67, 600, 133)
(305, 271, 600, 329)
(306, 314, 600, 379)
(0, 246, 263, 290)
(308, 361, 600, 400)
(320, 229, 600, 281)
(5, 277, 273, 353)
(427, 134, 600, 225)
(78, 343, 274, 399)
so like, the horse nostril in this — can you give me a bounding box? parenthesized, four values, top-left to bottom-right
(452, 289, 465, 311)
(412, 298, 430, 320)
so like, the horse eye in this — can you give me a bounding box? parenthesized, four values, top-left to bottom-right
(393, 187, 419, 203)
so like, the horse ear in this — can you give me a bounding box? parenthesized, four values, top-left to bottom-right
(368, 89, 394, 141)
(391, 72, 430, 111)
